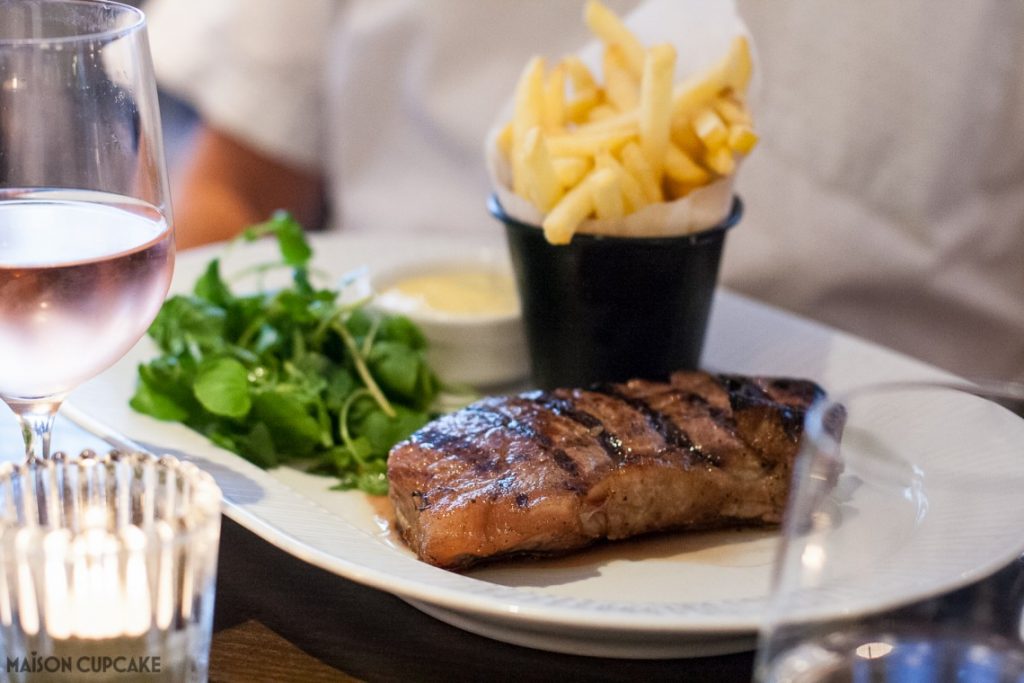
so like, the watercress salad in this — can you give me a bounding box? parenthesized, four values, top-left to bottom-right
(130, 213, 440, 494)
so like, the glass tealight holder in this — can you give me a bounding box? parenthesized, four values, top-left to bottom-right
(0, 451, 222, 682)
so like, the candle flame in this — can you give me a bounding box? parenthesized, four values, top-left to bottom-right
(62, 522, 153, 640)
(122, 526, 151, 637)
(43, 530, 72, 639)
(155, 521, 175, 630)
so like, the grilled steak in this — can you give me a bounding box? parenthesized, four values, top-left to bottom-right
(387, 371, 825, 570)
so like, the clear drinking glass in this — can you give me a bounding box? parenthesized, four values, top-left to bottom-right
(0, 450, 222, 682)
(755, 381, 1024, 682)
(0, 0, 174, 459)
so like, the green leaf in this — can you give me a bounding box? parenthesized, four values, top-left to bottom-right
(193, 358, 252, 418)
(148, 296, 227, 355)
(414, 363, 440, 406)
(243, 211, 311, 268)
(355, 469, 389, 496)
(378, 315, 427, 351)
(360, 405, 429, 455)
(275, 217, 312, 268)
(323, 367, 355, 412)
(193, 259, 233, 307)
(251, 391, 321, 457)
(343, 309, 373, 338)
(129, 382, 189, 422)
(292, 266, 314, 296)
(226, 294, 271, 343)
(270, 289, 320, 327)
(345, 436, 374, 464)
(137, 357, 202, 415)
(251, 325, 282, 356)
(234, 422, 278, 468)
(291, 351, 330, 378)
(368, 341, 421, 400)
(331, 459, 388, 495)
(323, 445, 354, 472)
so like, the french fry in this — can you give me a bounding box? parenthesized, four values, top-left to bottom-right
(671, 36, 753, 120)
(543, 65, 566, 132)
(591, 169, 624, 220)
(704, 146, 736, 176)
(581, 52, 757, 139)
(564, 56, 598, 92)
(521, 127, 564, 212)
(639, 43, 676, 182)
(512, 57, 546, 195)
(714, 95, 751, 126)
(665, 143, 710, 185)
(552, 157, 592, 188)
(670, 113, 704, 157)
(670, 71, 723, 122)
(665, 177, 698, 201)
(724, 36, 753, 93)
(727, 124, 759, 154)
(565, 88, 602, 123)
(575, 109, 638, 135)
(586, 104, 619, 123)
(692, 108, 729, 150)
(547, 128, 635, 157)
(620, 141, 662, 203)
(603, 45, 640, 111)
(512, 56, 546, 145)
(542, 168, 616, 244)
(597, 152, 646, 213)
(583, 0, 646, 76)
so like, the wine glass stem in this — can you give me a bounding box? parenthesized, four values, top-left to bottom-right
(5, 398, 63, 461)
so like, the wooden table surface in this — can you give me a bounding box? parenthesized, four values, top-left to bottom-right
(208, 516, 757, 682)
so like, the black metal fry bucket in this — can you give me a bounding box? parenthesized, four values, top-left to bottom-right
(490, 195, 742, 389)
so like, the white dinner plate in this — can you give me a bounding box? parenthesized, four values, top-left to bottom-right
(63, 234, 1024, 659)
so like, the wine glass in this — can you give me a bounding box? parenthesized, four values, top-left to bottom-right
(755, 381, 1024, 682)
(0, 0, 174, 459)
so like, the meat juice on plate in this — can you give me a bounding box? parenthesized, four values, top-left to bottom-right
(0, 192, 173, 400)
(763, 632, 1024, 683)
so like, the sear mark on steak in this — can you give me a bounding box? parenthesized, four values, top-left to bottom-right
(387, 370, 828, 570)
(525, 392, 630, 465)
(591, 383, 720, 467)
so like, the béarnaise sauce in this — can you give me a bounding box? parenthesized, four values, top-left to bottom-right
(377, 269, 519, 317)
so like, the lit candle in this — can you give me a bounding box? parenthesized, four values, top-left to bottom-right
(6, 512, 191, 682)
